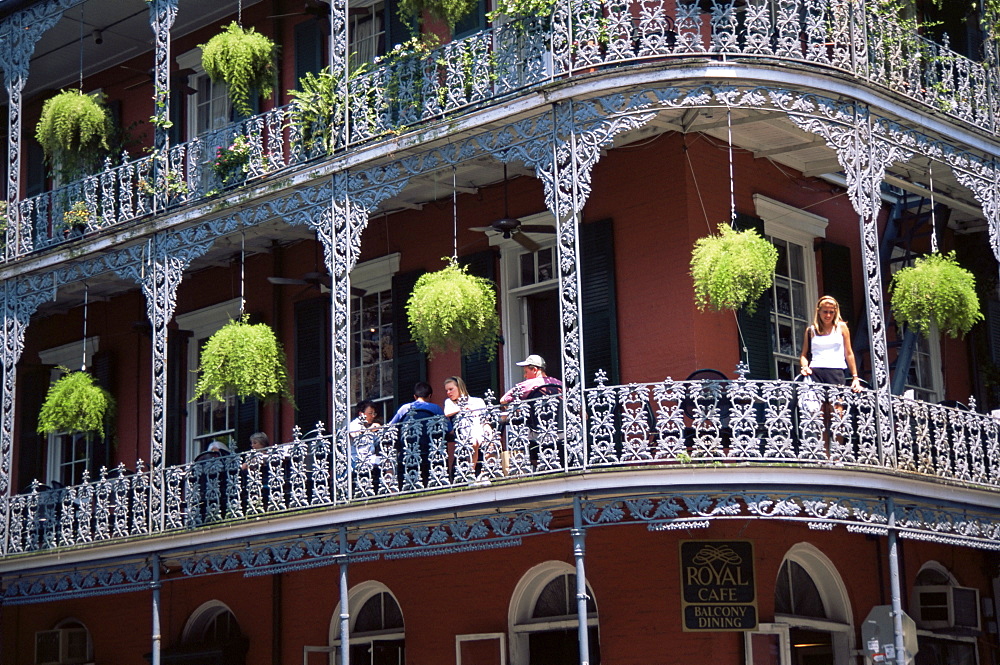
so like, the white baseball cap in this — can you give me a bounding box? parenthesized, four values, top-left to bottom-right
(516, 354, 546, 369)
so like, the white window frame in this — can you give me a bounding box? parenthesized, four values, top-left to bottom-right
(772, 543, 855, 664)
(507, 560, 599, 665)
(176, 298, 243, 461)
(491, 211, 557, 391)
(350, 253, 400, 421)
(348, 0, 386, 69)
(39, 337, 101, 486)
(456, 633, 506, 665)
(177, 48, 232, 142)
(743, 622, 790, 665)
(34, 618, 91, 665)
(328, 581, 406, 662)
(889, 250, 944, 403)
(755, 194, 828, 380)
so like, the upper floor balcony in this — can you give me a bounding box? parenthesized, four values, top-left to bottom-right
(7, 372, 1000, 559)
(3, 0, 996, 262)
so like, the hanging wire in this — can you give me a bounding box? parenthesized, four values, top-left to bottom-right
(727, 107, 736, 225)
(78, 4, 85, 91)
(81, 284, 89, 372)
(240, 230, 246, 316)
(238, 0, 243, 27)
(928, 162, 939, 254)
(452, 166, 458, 260)
(725, 107, 749, 366)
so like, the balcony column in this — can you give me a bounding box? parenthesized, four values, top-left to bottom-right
(151, 553, 163, 665)
(0, 279, 47, 553)
(338, 527, 351, 665)
(329, 0, 349, 146)
(322, 172, 405, 498)
(147, 0, 178, 154)
(789, 107, 913, 466)
(118, 235, 201, 532)
(0, 2, 76, 257)
(571, 496, 591, 665)
(523, 101, 655, 468)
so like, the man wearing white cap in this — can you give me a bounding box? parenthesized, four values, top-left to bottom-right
(500, 354, 563, 404)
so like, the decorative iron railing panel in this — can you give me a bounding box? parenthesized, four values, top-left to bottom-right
(7, 0, 992, 261)
(7, 380, 1000, 556)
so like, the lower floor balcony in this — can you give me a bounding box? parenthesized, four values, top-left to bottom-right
(7, 375, 998, 557)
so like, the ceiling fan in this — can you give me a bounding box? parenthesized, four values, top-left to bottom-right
(267, 271, 366, 297)
(470, 164, 555, 251)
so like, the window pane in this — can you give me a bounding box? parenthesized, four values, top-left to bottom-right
(788, 242, 804, 281)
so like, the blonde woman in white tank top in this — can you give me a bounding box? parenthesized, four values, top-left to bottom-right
(799, 295, 862, 393)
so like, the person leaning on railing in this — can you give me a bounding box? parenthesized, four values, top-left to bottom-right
(800, 295, 862, 393)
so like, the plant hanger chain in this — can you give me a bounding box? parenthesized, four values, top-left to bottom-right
(452, 165, 458, 261)
(238, 0, 243, 27)
(929, 162, 938, 254)
(81, 284, 88, 372)
(78, 3, 85, 91)
(725, 106, 749, 368)
(240, 229, 246, 317)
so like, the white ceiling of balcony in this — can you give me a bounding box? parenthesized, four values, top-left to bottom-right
(21, 0, 264, 102)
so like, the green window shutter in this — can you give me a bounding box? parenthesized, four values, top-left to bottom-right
(168, 81, 185, 146)
(17, 365, 51, 491)
(295, 297, 329, 433)
(986, 298, 1000, 366)
(294, 19, 325, 87)
(820, 241, 854, 330)
(453, 0, 487, 38)
(90, 350, 114, 472)
(165, 331, 188, 467)
(459, 249, 500, 399)
(392, 269, 427, 411)
(581, 218, 620, 387)
(385, 0, 415, 46)
(235, 396, 260, 451)
(734, 212, 774, 379)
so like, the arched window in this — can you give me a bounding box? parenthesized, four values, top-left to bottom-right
(34, 619, 90, 665)
(912, 562, 979, 665)
(770, 543, 853, 665)
(166, 601, 247, 665)
(331, 582, 405, 665)
(509, 561, 600, 665)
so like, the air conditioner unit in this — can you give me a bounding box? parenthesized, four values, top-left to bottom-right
(913, 585, 981, 631)
(35, 627, 88, 665)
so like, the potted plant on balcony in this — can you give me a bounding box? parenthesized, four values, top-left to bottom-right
(406, 258, 500, 358)
(889, 251, 983, 338)
(37, 367, 116, 438)
(62, 200, 93, 236)
(212, 135, 252, 187)
(200, 22, 277, 116)
(35, 90, 112, 180)
(690, 223, 778, 314)
(193, 315, 293, 403)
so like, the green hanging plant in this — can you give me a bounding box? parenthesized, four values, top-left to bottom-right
(37, 368, 116, 437)
(193, 315, 293, 403)
(398, 0, 479, 27)
(690, 223, 778, 315)
(200, 22, 277, 116)
(889, 251, 983, 338)
(35, 90, 112, 179)
(406, 258, 500, 359)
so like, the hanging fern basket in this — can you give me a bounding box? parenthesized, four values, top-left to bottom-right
(200, 22, 277, 116)
(35, 90, 111, 178)
(406, 258, 500, 359)
(37, 369, 115, 437)
(690, 223, 778, 314)
(194, 316, 292, 403)
(889, 251, 983, 338)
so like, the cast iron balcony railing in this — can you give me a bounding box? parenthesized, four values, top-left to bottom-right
(7, 0, 995, 260)
(5, 376, 1000, 556)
